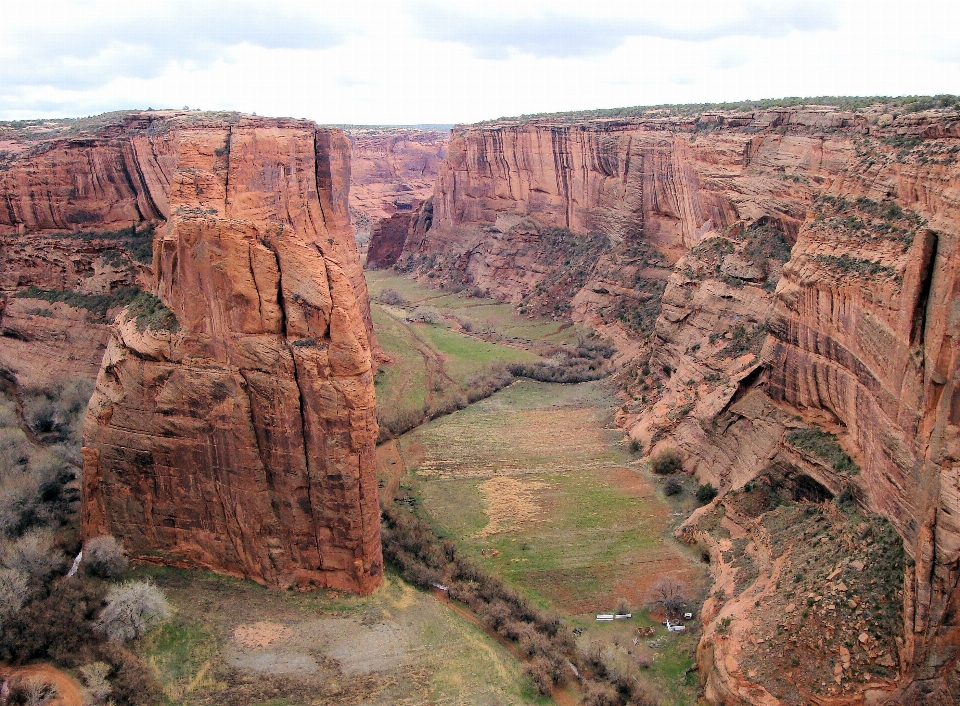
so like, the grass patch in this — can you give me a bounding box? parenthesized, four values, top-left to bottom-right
(785, 427, 859, 473)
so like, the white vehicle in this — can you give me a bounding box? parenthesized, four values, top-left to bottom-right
(665, 620, 686, 632)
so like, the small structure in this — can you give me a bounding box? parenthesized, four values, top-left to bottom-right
(596, 614, 614, 621)
(614, 613, 632, 619)
(666, 620, 686, 632)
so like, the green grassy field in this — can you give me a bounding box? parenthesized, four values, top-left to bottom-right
(392, 381, 703, 615)
(134, 565, 547, 706)
(368, 270, 570, 439)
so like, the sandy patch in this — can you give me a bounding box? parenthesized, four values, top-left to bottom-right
(233, 621, 292, 648)
(476, 476, 550, 537)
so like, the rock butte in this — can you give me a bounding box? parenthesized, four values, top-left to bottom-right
(0, 110, 383, 594)
(382, 105, 960, 703)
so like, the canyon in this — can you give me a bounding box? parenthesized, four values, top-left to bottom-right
(377, 103, 960, 703)
(3, 99, 960, 704)
(0, 111, 382, 594)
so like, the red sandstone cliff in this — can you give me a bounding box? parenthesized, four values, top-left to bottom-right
(398, 105, 960, 702)
(344, 127, 447, 227)
(0, 111, 382, 594)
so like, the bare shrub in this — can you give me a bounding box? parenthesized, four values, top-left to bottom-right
(464, 365, 513, 403)
(2, 529, 64, 580)
(648, 576, 688, 619)
(664, 478, 682, 496)
(83, 535, 129, 579)
(79, 661, 112, 704)
(650, 448, 682, 475)
(524, 656, 554, 695)
(0, 568, 29, 621)
(22, 379, 93, 443)
(378, 287, 407, 305)
(95, 580, 170, 643)
(407, 306, 443, 324)
(581, 682, 620, 706)
(18, 676, 58, 706)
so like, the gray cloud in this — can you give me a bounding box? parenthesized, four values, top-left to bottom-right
(1, 1, 350, 90)
(407, 1, 838, 59)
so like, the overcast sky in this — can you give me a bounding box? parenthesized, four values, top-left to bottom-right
(2, 0, 959, 124)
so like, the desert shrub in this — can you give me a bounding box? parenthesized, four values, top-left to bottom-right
(13, 286, 142, 324)
(650, 448, 682, 475)
(95, 580, 170, 643)
(2, 529, 64, 580)
(696, 483, 718, 504)
(628, 438, 641, 454)
(378, 288, 406, 305)
(79, 662, 112, 704)
(126, 291, 179, 333)
(407, 306, 443, 324)
(1, 576, 106, 663)
(509, 340, 614, 384)
(785, 427, 859, 473)
(82, 535, 129, 579)
(664, 478, 682, 496)
(10, 675, 59, 706)
(99, 644, 161, 706)
(21, 379, 93, 443)
(581, 682, 620, 706)
(0, 567, 29, 621)
(524, 656, 554, 695)
(463, 365, 514, 403)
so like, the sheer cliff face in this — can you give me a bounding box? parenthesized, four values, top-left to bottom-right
(344, 127, 447, 225)
(405, 107, 960, 700)
(1, 112, 382, 594)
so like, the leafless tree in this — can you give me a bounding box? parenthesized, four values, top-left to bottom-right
(95, 580, 170, 643)
(23, 677, 57, 706)
(82, 535, 129, 579)
(648, 576, 688, 618)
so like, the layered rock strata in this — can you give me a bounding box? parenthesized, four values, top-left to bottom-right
(1, 111, 382, 593)
(345, 127, 448, 225)
(399, 105, 960, 702)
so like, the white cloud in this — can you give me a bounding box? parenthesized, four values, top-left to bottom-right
(0, 0, 958, 123)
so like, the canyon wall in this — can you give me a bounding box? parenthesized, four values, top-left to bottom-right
(399, 106, 960, 702)
(0, 111, 382, 593)
(344, 127, 447, 228)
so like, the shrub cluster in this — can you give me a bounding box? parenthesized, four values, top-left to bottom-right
(696, 483, 718, 504)
(0, 378, 165, 705)
(126, 291, 179, 333)
(13, 286, 142, 324)
(509, 340, 615, 384)
(650, 449, 682, 475)
(378, 288, 407, 306)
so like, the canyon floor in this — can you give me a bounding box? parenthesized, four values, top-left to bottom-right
(378, 379, 707, 706)
(132, 565, 546, 706)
